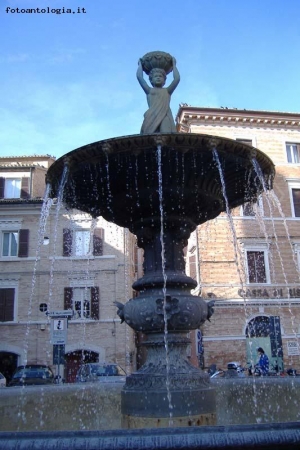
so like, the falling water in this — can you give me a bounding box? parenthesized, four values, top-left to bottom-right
(23, 184, 53, 366)
(212, 149, 246, 292)
(134, 157, 141, 209)
(104, 152, 114, 220)
(124, 226, 133, 375)
(212, 148, 261, 417)
(252, 158, 300, 353)
(17, 184, 53, 430)
(48, 165, 69, 315)
(157, 144, 173, 424)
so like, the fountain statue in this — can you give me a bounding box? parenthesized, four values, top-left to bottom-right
(45, 51, 275, 428)
(137, 51, 180, 133)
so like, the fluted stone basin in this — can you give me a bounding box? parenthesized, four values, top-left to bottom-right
(46, 133, 274, 230)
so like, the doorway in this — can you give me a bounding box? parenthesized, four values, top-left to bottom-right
(0, 352, 18, 383)
(245, 315, 283, 372)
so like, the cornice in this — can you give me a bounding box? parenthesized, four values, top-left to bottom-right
(176, 106, 300, 131)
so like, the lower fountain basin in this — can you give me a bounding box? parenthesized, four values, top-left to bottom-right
(1, 378, 299, 432)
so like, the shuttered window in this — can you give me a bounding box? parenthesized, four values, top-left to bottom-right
(0, 177, 30, 199)
(64, 286, 99, 320)
(0, 288, 15, 322)
(63, 228, 104, 257)
(1, 230, 29, 257)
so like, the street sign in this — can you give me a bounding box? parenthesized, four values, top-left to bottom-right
(53, 344, 65, 365)
(46, 310, 73, 317)
(50, 317, 68, 344)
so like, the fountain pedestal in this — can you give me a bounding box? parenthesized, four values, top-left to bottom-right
(118, 220, 216, 427)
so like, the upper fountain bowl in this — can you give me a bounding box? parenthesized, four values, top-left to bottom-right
(46, 133, 275, 234)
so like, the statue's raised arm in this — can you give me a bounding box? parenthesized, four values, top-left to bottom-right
(167, 57, 180, 95)
(136, 59, 151, 95)
(137, 51, 180, 134)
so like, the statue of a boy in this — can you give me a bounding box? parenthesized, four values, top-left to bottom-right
(137, 54, 180, 134)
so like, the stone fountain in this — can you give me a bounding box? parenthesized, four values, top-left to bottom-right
(45, 51, 275, 428)
(2, 50, 300, 450)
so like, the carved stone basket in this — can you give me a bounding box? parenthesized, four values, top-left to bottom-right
(141, 51, 173, 74)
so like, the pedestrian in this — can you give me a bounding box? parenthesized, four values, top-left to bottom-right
(256, 347, 269, 376)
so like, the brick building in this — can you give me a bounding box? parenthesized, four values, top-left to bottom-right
(0, 155, 137, 382)
(178, 107, 300, 373)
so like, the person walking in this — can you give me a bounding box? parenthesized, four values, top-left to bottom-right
(256, 347, 269, 376)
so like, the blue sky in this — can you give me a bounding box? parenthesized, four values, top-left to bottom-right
(1, 0, 300, 158)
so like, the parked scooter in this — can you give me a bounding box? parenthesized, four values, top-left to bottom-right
(209, 362, 246, 378)
(247, 362, 284, 377)
(286, 368, 299, 376)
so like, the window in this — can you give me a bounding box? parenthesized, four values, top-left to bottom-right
(63, 228, 104, 257)
(2, 232, 18, 256)
(0, 288, 15, 322)
(293, 244, 300, 270)
(1, 229, 29, 258)
(5, 179, 21, 198)
(0, 177, 30, 199)
(73, 288, 91, 319)
(246, 250, 268, 284)
(292, 189, 300, 217)
(287, 181, 300, 217)
(64, 287, 99, 320)
(286, 143, 300, 164)
(74, 230, 90, 256)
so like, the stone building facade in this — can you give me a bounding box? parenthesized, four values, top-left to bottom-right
(0, 156, 137, 382)
(178, 107, 300, 373)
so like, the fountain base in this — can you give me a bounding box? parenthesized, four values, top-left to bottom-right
(122, 412, 216, 429)
(121, 332, 216, 425)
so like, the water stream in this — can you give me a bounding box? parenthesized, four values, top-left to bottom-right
(157, 144, 173, 424)
(213, 149, 262, 417)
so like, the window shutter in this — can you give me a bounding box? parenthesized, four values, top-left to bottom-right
(0, 178, 4, 198)
(91, 287, 99, 320)
(20, 177, 30, 199)
(0, 288, 14, 322)
(93, 228, 104, 256)
(18, 229, 29, 257)
(63, 228, 73, 256)
(64, 287, 73, 310)
(189, 255, 197, 280)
